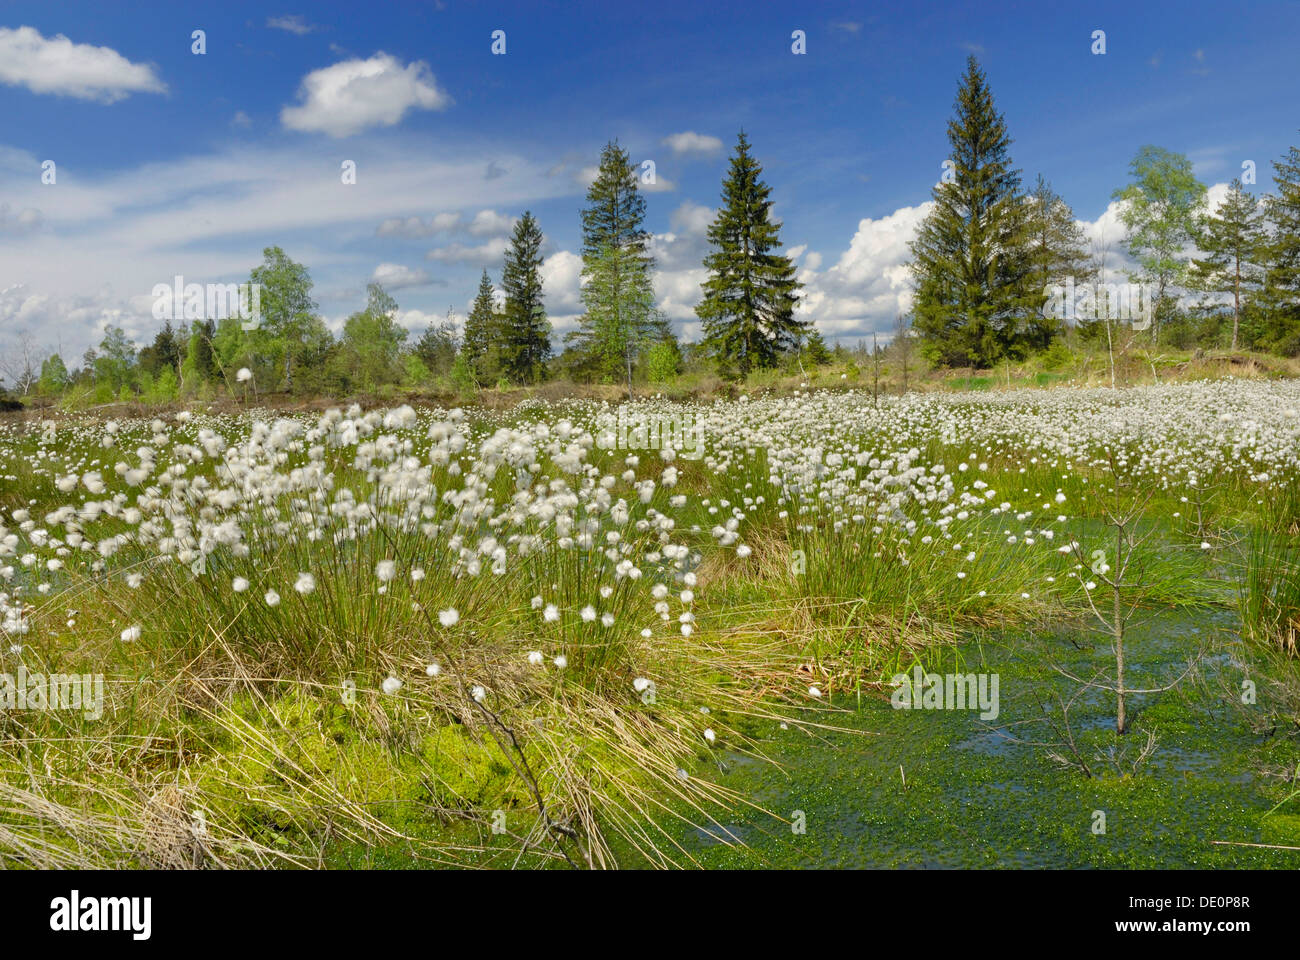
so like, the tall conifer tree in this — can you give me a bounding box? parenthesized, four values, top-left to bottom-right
(574, 141, 657, 382)
(1025, 175, 1091, 349)
(910, 57, 1036, 366)
(1263, 141, 1300, 354)
(499, 212, 550, 383)
(696, 131, 804, 378)
(1191, 179, 1266, 350)
(462, 269, 499, 381)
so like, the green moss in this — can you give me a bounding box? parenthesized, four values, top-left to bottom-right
(1261, 813, 1300, 846)
(419, 724, 530, 809)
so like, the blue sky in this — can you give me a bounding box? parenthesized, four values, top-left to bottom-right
(1, 0, 1298, 363)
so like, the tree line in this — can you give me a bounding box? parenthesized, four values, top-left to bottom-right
(4, 129, 821, 403)
(6, 56, 1298, 404)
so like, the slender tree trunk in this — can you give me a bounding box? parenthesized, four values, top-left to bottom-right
(1155, 273, 1173, 346)
(872, 332, 879, 406)
(1106, 318, 1116, 389)
(1099, 236, 1115, 388)
(1232, 250, 1241, 351)
(1114, 522, 1126, 734)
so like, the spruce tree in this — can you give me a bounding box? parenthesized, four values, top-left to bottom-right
(499, 211, 551, 383)
(1190, 179, 1266, 350)
(581, 140, 651, 260)
(581, 241, 661, 393)
(1263, 141, 1300, 354)
(414, 309, 459, 378)
(802, 327, 833, 366)
(910, 57, 1036, 367)
(1025, 175, 1091, 350)
(462, 269, 498, 381)
(696, 131, 804, 378)
(574, 141, 656, 382)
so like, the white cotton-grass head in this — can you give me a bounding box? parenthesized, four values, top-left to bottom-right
(543, 603, 559, 622)
(232, 577, 249, 593)
(294, 572, 316, 595)
(236, 367, 252, 383)
(438, 607, 459, 627)
(120, 624, 141, 642)
(425, 662, 441, 676)
(375, 560, 396, 582)
(381, 676, 402, 695)
(580, 605, 596, 622)
(265, 589, 281, 607)
(528, 650, 544, 665)
(471, 685, 486, 703)
(808, 685, 823, 698)
(553, 655, 568, 669)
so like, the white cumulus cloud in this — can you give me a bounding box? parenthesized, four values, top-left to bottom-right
(371, 262, 432, 289)
(425, 237, 509, 266)
(0, 26, 166, 103)
(541, 250, 584, 317)
(467, 209, 517, 237)
(281, 53, 450, 138)
(662, 132, 724, 156)
(794, 202, 933, 339)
